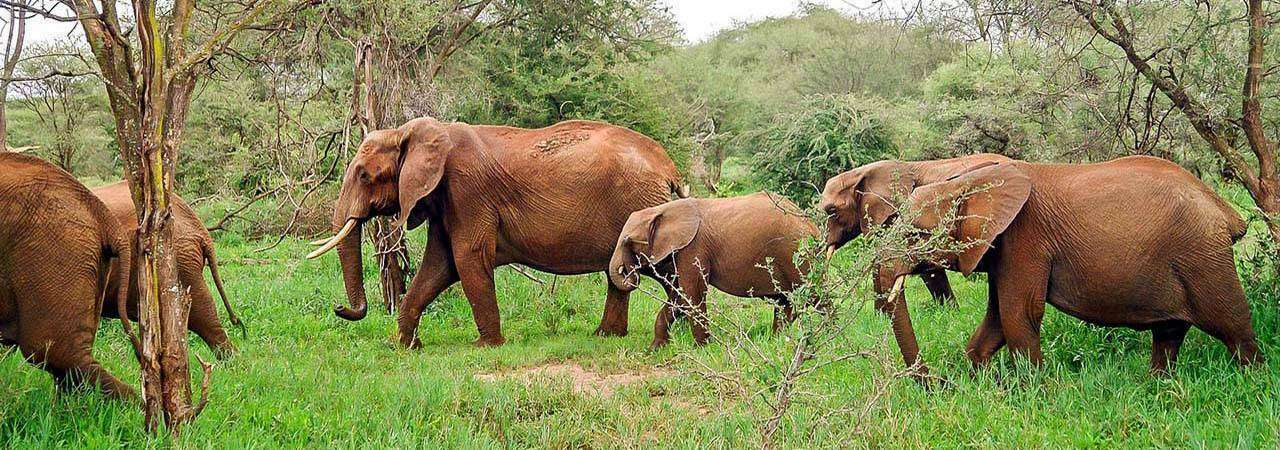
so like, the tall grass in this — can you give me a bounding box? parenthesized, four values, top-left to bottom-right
(0, 231, 1276, 447)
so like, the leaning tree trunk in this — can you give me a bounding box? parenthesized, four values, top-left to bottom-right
(352, 39, 412, 313)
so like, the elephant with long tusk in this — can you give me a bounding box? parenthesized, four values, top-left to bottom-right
(306, 219, 356, 259)
(306, 117, 687, 348)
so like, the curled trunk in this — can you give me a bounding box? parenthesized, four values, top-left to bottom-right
(608, 245, 640, 291)
(334, 220, 369, 321)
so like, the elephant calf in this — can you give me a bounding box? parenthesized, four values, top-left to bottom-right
(91, 182, 242, 358)
(0, 153, 135, 399)
(608, 192, 818, 349)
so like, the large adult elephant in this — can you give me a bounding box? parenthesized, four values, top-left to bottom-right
(0, 153, 135, 399)
(817, 153, 1012, 305)
(92, 181, 242, 358)
(873, 157, 1261, 375)
(307, 118, 686, 348)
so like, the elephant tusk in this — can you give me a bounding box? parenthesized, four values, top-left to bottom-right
(308, 237, 333, 246)
(887, 275, 907, 301)
(306, 219, 357, 260)
(826, 245, 837, 259)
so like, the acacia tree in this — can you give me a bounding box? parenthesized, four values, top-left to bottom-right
(0, 0, 26, 150)
(1058, 0, 1280, 245)
(9, 0, 305, 434)
(314, 0, 526, 312)
(13, 42, 98, 172)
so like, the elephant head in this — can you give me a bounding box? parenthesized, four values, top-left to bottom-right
(607, 201, 702, 291)
(817, 161, 917, 256)
(307, 117, 453, 321)
(877, 162, 1031, 369)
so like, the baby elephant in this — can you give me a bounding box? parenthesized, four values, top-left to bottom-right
(608, 192, 818, 349)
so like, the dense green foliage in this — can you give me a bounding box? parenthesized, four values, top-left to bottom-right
(753, 94, 896, 204)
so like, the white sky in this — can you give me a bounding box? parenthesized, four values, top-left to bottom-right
(666, 0, 890, 43)
(19, 1, 899, 46)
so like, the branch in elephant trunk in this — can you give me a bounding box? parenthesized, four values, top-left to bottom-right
(371, 216, 411, 314)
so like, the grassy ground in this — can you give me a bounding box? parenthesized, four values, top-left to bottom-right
(1, 231, 1278, 448)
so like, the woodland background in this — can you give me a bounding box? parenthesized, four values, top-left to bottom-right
(2, 1, 1278, 447)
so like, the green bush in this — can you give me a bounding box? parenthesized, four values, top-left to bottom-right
(752, 94, 896, 206)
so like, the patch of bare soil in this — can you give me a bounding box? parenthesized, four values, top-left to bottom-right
(474, 361, 674, 397)
(532, 132, 590, 156)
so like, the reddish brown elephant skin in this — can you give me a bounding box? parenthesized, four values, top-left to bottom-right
(91, 181, 240, 358)
(818, 153, 1014, 306)
(880, 156, 1261, 375)
(608, 192, 818, 349)
(324, 118, 685, 348)
(0, 153, 135, 400)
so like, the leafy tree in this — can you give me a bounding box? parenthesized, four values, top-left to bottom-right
(754, 94, 897, 205)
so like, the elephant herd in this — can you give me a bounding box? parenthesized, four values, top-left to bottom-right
(0, 117, 1266, 402)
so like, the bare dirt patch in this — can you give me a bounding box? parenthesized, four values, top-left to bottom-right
(474, 361, 674, 397)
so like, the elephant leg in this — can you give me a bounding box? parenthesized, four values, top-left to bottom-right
(920, 268, 955, 306)
(650, 296, 678, 351)
(18, 279, 134, 401)
(1183, 260, 1264, 367)
(397, 224, 459, 349)
(1150, 321, 1191, 375)
(994, 262, 1048, 365)
(768, 294, 794, 333)
(182, 263, 235, 359)
(675, 276, 710, 346)
(965, 276, 1006, 368)
(451, 231, 505, 347)
(594, 283, 630, 337)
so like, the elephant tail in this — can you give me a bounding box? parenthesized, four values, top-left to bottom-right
(670, 179, 691, 199)
(202, 238, 245, 335)
(1227, 211, 1248, 243)
(108, 230, 140, 352)
(1208, 194, 1249, 243)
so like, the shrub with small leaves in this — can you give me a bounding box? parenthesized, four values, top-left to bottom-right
(753, 94, 896, 206)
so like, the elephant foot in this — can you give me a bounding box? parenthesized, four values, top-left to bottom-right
(647, 339, 669, 352)
(473, 335, 506, 348)
(391, 331, 422, 350)
(212, 343, 238, 361)
(593, 324, 628, 337)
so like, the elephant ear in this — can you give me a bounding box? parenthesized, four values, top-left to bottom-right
(912, 163, 1030, 275)
(857, 162, 917, 230)
(396, 118, 452, 230)
(645, 200, 702, 264)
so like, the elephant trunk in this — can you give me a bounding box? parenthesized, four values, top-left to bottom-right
(877, 271, 926, 376)
(334, 218, 368, 321)
(608, 244, 640, 292)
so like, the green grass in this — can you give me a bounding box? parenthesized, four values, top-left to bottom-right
(1, 233, 1277, 448)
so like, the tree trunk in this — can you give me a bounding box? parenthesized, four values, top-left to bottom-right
(353, 39, 412, 313)
(0, 94, 8, 150)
